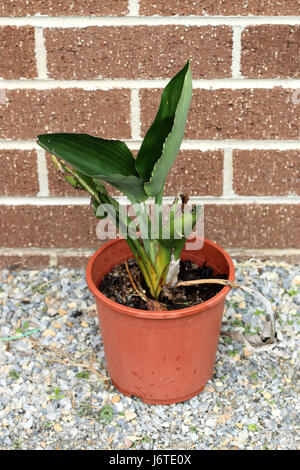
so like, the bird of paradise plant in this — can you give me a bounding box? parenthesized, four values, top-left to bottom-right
(37, 61, 202, 301)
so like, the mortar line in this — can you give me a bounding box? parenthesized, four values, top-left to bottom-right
(0, 246, 298, 256)
(0, 196, 299, 206)
(0, 247, 94, 255)
(231, 26, 244, 79)
(34, 27, 48, 79)
(1, 140, 300, 151)
(1, 78, 300, 89)
(36, 149, 49, 197)
(128, 0, 139, 16)
(1, 16, 300, 27)
(223, 148, 235, 196)
(130, 89, 141, 140)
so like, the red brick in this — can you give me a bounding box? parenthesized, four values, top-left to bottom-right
(165, 150, 223, 196)
(0, 150, 39, 196)
(140, 0, 299, 16)
(0, 1, 128, 16)
(0, 205, 100, 249)
(45, 26, 232, 80)
(140, 88, 300, 140)
(0, 248, 298, 270)
(233, 150, 300, 196)
(242, 26, 300, 79)
(0, 26, 37, 79)
(204, 204, 299, 249)
(56, 253, 94, 269)
(0, 254, 50, 270)
(0, 89, 131, 140)
(0, 203, 298, 251)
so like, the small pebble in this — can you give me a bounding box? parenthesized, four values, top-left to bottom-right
(53, 423, 63, 432)
(0, 261, 298, 450)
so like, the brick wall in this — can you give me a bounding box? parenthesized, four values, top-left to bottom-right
(0, 1, 299, 269)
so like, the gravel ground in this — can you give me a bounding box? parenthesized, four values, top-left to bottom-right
(0, 259, 299, 450)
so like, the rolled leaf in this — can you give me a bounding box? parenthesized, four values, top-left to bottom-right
(135, 61, 192, 198)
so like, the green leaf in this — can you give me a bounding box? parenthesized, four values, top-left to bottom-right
(37, 133, 148, 202)
(136, 61, 192, 197)
(100, 174, 147, 202)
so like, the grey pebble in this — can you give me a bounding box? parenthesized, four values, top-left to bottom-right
(0, 261, 298, 450)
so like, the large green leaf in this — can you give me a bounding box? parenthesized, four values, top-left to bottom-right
(37, 133, 148, 202)
(135, 61, 192, 198)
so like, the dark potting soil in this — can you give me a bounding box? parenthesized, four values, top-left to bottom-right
(99, 259, 228, 311)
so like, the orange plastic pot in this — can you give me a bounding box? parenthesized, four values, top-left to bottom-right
(86, 238, 235, 405)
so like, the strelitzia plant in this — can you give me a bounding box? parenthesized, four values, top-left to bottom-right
(37, 61, 202, 303)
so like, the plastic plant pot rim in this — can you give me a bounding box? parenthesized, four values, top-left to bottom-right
(86, 237, 235, 320)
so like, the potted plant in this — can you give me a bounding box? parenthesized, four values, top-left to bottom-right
(37, 61, 277, 405)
